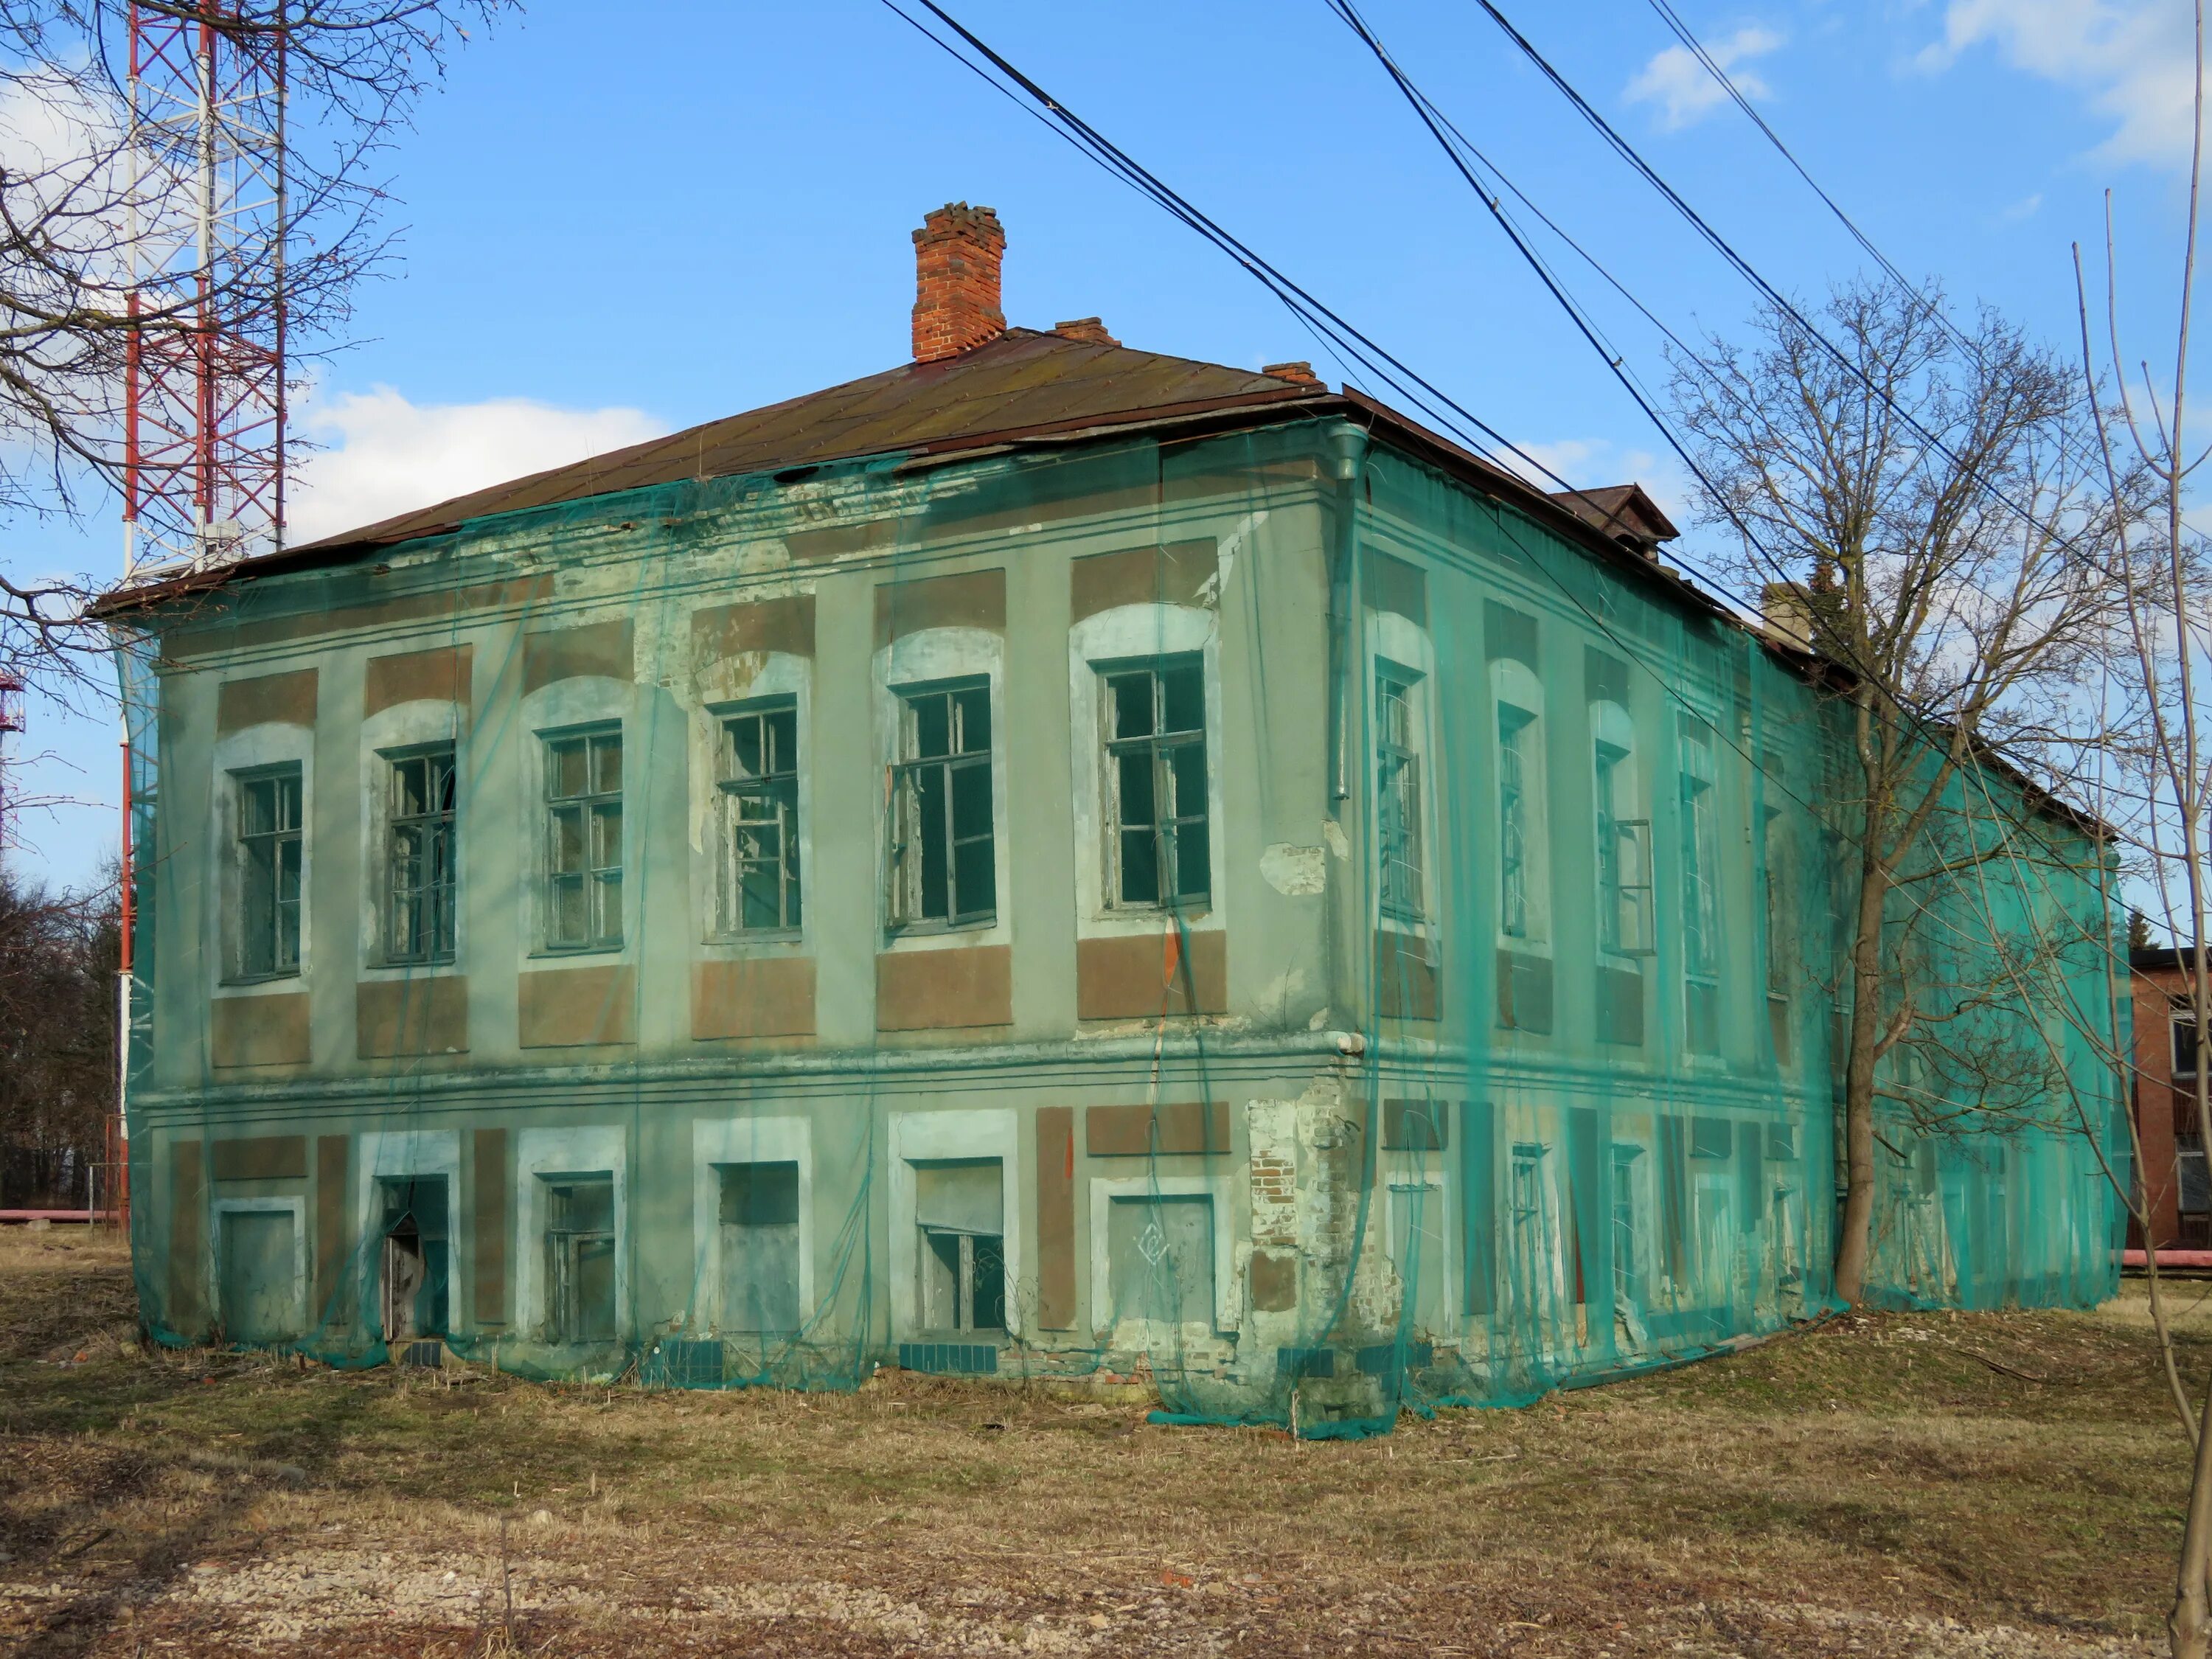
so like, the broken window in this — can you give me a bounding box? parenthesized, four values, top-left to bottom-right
(543, 1174, 616, 1343)
(718, 1161, 801, 1334)
(385, 745, 456, 964)
(544, 728, 623, 951)
(912, 1159, 1004, 1333)
(1375, 669, 1425, 921)
(889, 680, 994, 928)
(378, 1176, 450, 1343)
(719, 702, 801, 933)
(235, 766, 302, 978)
(1102, 656, 1209, 908)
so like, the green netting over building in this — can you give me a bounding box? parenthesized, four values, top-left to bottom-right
(98, 206, 2127, 1436)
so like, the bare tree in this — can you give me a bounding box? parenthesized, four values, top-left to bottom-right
(1669, 278, 2135, 1308)
(0, 0, 501, 702)
(2073, 5, 2212, 1652)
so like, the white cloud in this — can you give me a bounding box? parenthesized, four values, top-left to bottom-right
(1625, 24, 1784, 131)
(1919, 0, 2196, 167)
(288, 385, 666, 544)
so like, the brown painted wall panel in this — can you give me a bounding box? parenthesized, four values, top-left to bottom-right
(872, 567, 1006, 647)
(874, 945, 1012, 1031)
(1249, 1248, 1297, 1313)
(786, 516, 905, 563)
(1381, 1099, 1449, 1152)
(691, 957, 815, 1040)
(1085, 1101, 1232, 1158)
(210, 993, 311, 1069)
(215, 668, 318, 733)
(1376, 931, 1439, 1022)
(169, 1139, 205, 1335)
(355, 976, 469, 1058)
(364, 644, 473, 716)
(314, 1135, 350, 1329)
(1068, 539, 1218, 622)
(1036, 1106, 1077, 1329)
(473, 1126, 509, 1328)
(522, 618, 633, 694)
(166, 576, 552, 660)
(518, 964, 636, 1048)
(1075, 931, 1228, 1020)
(690, 594, 816, 665)
(211, 1135, 307, 1183)
(1367, 552, 1427, 627)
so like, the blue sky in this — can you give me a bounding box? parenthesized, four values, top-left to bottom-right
(5, 0, 2200, 890)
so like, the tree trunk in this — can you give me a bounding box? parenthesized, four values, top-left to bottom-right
(1832, 835, 1890, 1307)
(2173, 1356, 2212, 1658)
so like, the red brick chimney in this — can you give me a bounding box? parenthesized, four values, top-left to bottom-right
(912, 203, 1007, 363)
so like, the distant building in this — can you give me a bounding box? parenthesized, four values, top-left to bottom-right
(94, 205, 2124, 1424)
(2129, 946, 2208, 1251)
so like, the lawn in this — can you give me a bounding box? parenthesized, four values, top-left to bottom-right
(0, 1225, 2198, 1657)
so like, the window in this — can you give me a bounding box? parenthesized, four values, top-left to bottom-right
(544, 728, 622, 952)
(1109, 1193, 1217, 1326)
(1377, 669, 1425, 919)
(1102, 657, 1209, 908)
(1499, 706, 1537, 939)
(889, 680, 995, 928)
(718, 703, 801, 933)
(1761, 804, 1790, 1062)
(385, 746, 456, 964)
(2175, 1006, 2201, 1078)
(1592, 723, 1650, 956)
(543, 1174, 616, 1343)
(912, 1159, 1004, 1333)
(1679, 723, 1721, 1053)
(718, 1161, 800, 1334)
(2182, 1134, 2211, 1217)
(236, 767, 302, 978)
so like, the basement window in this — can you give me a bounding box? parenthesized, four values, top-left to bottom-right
(542, 1174, 616, 1344)
(913, 1159, 1005, 1334)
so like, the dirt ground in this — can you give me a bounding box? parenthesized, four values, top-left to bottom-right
(0, 1227, 2199, 1658)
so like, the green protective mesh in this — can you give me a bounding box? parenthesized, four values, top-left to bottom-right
(110, 414, 2129, 1433)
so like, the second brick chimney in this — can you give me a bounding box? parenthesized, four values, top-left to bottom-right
(912, 203, 1007, 363)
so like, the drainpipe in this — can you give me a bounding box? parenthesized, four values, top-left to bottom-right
(1325, 420, 1371, 809)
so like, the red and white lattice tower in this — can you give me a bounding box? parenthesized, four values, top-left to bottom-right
(0, 669, 22, 860)
(123, 3, 288, 577)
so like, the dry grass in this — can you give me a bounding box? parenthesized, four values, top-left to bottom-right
(0, 1224, 2195, 1657)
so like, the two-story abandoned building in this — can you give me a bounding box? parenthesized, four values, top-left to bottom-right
(100, 205, 2126, 1430)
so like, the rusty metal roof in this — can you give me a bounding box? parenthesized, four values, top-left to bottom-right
(89, 327, 1682, 625)
(295, 328, 1297, 555)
